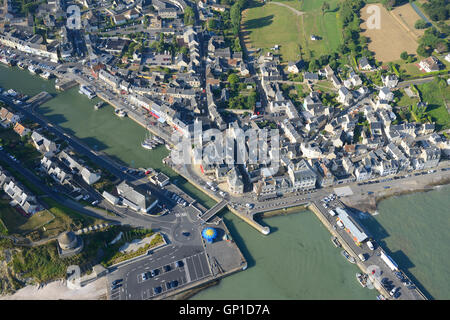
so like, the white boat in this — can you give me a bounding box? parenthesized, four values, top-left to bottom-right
(0, 56, 9, 65)
(7, 89, 18, 97)
(153, 136, 164, 144)
(331, 236, 342, 248)
(40, 71, 53, 79)
(356, 273, 368, 288)
(341, 250, 356, 264)
(141, 138, 154, 150)
(17, 61, 26, 69)
(94, 102, 104, 110)
(28, 65, 40, 74)
(115, 109, 127, 117)
(79, 85, 96, 99)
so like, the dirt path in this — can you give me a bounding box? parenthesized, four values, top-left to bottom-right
(268, 1, 304, 16)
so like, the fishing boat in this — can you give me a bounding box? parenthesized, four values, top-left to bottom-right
(115, 108, 127, 117)
(0, 56, 9, 65)
(79, 85, 96, 99)
(331, 236, 341, 248)
(341, 250, 356, 264)
(141, 138, 154, 150)
(17, 61, 26, 69)
(28, 65, 40, 74)
(141, 127, 155, 149)
(94, 101, 104, 110)
(356, 273, 368, 288)
(40, 71, 53, 79)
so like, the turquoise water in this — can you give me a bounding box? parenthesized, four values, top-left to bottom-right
(1, 65, 449, 299)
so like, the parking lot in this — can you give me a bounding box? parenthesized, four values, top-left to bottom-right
(107, 246, 212, 300)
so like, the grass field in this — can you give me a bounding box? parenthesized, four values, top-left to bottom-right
(360, 3, 419, 63)
(417, 79, 450, 131)
(242, 0, 342, 62)
(0, 199, 54, 235)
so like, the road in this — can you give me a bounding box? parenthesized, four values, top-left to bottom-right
(0, 149, 114, 223)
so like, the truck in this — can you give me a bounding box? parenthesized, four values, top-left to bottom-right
(380, 251, 399, 272)
(328, 210, 336, 216)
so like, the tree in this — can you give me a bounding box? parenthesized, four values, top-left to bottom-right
(230, 3, 242, 36)
(400, 51, 408, 60)
(414, 19, 429, 29)
(207, 19, 218, 31)
(228, 73, 240, 86)
(184, 6, 195, 26)
(308, 59, 319, 72)
(321, 2, 330, 14)
(417, 44, 431, 57)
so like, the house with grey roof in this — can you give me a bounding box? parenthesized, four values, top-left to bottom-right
(116, 181, 158, 214)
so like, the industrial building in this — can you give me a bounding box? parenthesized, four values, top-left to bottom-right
(335, 207, 368, 245)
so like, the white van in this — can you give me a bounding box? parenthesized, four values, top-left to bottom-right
(366, 240, 375, 250)
(328, 210, 336, 216)
(358, 253, 366, 261)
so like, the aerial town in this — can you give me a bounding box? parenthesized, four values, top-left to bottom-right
(0, 0, 448, 302)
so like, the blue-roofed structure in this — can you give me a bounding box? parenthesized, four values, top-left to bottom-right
(335, 207, 368, 244)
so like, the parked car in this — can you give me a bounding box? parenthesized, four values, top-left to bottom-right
(153, 286, 162, 294)
(175, 260, 183, 268)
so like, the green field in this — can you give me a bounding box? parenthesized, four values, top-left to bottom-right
(417, 79, 450, 131)
(243, 0, 342, 62)
(0, 199, 54, 235)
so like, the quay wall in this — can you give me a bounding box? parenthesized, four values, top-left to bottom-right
(308, 202, 392, 298)
(309, 202, 428, 300)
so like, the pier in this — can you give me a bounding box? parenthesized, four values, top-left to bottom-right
(308, 201, 427, 300)
(25, 91, 53, 107)
(55, 78, 78, 91)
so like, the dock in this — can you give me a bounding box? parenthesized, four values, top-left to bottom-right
(308, 201, 428, 300)
(25, 91, 53, 106)
(55, 78, 78, 91)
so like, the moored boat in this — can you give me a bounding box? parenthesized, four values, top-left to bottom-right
(17, 61, 26, 69)
(28, 65, 40, 74)
(341, 250, 356, 264)
(79, 85, 96, 99)
(331, 236, 342, 248)
(40, 71, 53, 79)
(115, 108, 127, 117)
(356, 273, 368, 287)
(141, 139, 154, 150)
